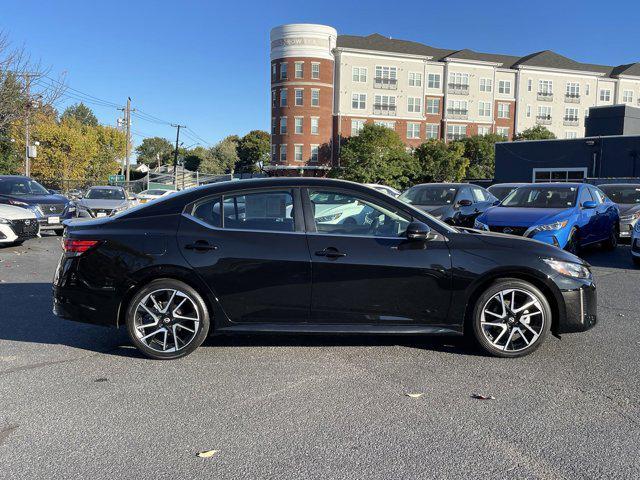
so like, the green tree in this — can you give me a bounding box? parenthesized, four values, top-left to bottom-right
(458, 134, 504, 179)
(333, 124, 417, 189)
(514, 125, 556, 141)
(0, 132, 20, 174)
(198, 135, 239, 174)
(135, 136, 174, 168)
(236, 130, 270, 173)
(183, 146, 213, 172)
(413, 139, 469, 183)
(88, 125, 126, 180)
(60, 102, 98, 126)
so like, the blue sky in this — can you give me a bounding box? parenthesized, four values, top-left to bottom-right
(2, 0, 639, 151)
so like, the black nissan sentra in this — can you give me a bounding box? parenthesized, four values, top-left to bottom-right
(53, 178, 596, 360)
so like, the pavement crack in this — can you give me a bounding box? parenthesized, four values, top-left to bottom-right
(0, 424, 18, 446)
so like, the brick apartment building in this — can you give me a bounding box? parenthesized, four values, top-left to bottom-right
(268, 23, 640, 175)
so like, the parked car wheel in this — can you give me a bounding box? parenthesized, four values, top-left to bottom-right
(126, 279, 210, 360)
(471, 279, 551, 358)
(54, 228, 65, 236)
(603, 226, 618, 251)
(565, 228, 580, 255)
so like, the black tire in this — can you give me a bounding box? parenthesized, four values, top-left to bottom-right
(12, 240, 25, 246)
(471, 278, 552, 358)
(603, 226, 618, 251)
(565, 228, 580, 255)
(633, 256, 640, 267)
(54, 228, 65, 236)
(126, 278, 210, 360)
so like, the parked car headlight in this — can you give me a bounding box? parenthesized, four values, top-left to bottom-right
(474, 219, 489, 231)
(0, 217, 10, 224)
(620, 211, 640, 222)
(317, 212, 342, 223)
(8, 199, 29, 207)
(543, 258, 591, 279)
(525, 220, 568, 237)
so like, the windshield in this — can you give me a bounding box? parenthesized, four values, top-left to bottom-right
(85, 188, 126, 200)
(502, 186, 577, 208)
(599, 185, 640, 204)
(489, 186, 517, 201)
(400, 186, 458, 206)
(0, 177, 50, 195)
(143, 190, 168, 196)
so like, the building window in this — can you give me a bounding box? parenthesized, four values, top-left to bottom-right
(408, 72, 422, 87)
(352, 93, 366, 110)
(279, 117, 287, 134)
(294, 62, 303, 79)
(600, 89, 611, 102)
(448, 72, 469, 86)
(566, 82, 580, 98)
(351, 119, 365, 136)
(352, 67, 367, 83)
(311, 62, 320, 79)
(446, 124, 467, 141)
(294, 89, 303, 106)
(526, 105, 532, 118)
(311, 89, 319, 107)
(271, 64, 277, 80)
(310, 144, 319, 162)
(447, 99, 468, 116)
(564, 107, 579, 122)
(294, 117, 303, 134)
(271, 144, 276, 161)
(498, 80, 511, 95)
(496, 127, 509, 138)
(497, 103, 510, 119)
(280, 144, 287, 162)
(533, 168, 586, 183)
(407, 97, 422, 113)
(375, 66, 397, 80)
(585, 84, 590, 96)
(426, 98, 440, 114)
(565, 132, 578, 139)
(527, 78, 532, 92)
(538, 80, 553, 96)
(294, 144, 303, 161)
(374, 120, 395, 130)
(623, 90, 634, 103)
(272, 90, 276, 108)
(271, 117, 276, 134)
(425, 124, 439, 139)
(311, 117, 319, 135)
(407, 122, 421, 139)
(479, 78, 493, 92)
(537, 105, 552, 122)
(280, 89, 287, 107)
(373, 95, 397, 115)
(280, 62, 287, 80)
(478, 126, 491, 136)
(427, 73, 441, 89)
(478, 101, 491, 117)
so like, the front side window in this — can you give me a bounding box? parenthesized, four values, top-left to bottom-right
(309, 190, 410, 237)
(222, 190, 294, 232)
(471, 187, 493, 202)
(400, 186, 458, 206)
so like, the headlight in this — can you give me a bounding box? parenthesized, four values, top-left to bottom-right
(67, 202, 76, 213)
(474, 219, 489, 231)
(0, 217, 10, 224)
(8, 199, 29, 207)
(525, 220, 568, 237)
(543, 258, 591, 279)
(316, 212, 342, 223)
(620, 211, 640, 222)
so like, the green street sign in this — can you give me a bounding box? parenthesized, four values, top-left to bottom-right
(109, 174, 125, 183)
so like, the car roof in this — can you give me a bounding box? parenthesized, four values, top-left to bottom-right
(490, 183, 528, 187)
(524, 182, 584, 188)
(89, 185, 124, 190)
(598, 183, 640, 187)
(409, 183, 471, 188)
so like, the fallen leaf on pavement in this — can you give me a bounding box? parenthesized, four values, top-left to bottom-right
(405, 393, 424, 398)
(196, 449, 219, 458)
(471, 393, 496, 400)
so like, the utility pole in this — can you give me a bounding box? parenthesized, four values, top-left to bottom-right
(24, 74, 32, 177)
(118, 98, 135, 182)
(172, 124, 186, 189)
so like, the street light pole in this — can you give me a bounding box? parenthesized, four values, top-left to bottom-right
(172, 124, 186, 189)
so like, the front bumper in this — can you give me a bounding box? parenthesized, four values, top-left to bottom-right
(0, 219, 39, 243)
(557, 281, 597, 333)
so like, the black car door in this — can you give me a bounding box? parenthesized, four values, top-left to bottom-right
(178, 188, 311, 323)
(303, 187, 452, 326)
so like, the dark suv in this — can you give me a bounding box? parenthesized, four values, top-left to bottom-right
(0, 176, 76, 235)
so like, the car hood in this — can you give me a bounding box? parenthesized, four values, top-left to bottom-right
(618, 203, 640, 215)
(0, 193, 69, 205)
(478, 207, 570, 227)
(78, 199, 128, 209)
(0, 204, 37, 220)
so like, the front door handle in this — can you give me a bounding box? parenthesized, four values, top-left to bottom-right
(185, 240, 219, 252)
(315, 247, 347, 258)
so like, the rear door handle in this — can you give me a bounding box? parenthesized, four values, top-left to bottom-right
(185, 240, 219, 252)
(315, 248, 347, 258)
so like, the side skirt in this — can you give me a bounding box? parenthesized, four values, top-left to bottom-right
(214, 323, 462, 336)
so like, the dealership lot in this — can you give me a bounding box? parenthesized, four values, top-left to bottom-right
(1, 235, 639, 479)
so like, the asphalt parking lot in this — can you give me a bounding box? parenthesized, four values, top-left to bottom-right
(1, 235, 639, 479)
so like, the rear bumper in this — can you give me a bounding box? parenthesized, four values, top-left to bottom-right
(557, 281, 597, 333)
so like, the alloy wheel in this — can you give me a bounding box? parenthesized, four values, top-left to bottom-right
(133, 288, 200, 354)
(479, 288, 545, 353)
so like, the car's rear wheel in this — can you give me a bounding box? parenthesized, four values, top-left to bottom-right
(603, 225, 618, 250)
(471, 279, 551, 358)
(126, 279, 210, 360)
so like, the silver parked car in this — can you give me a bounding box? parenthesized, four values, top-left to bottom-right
(599, 184, 640, 239)
(76, 186, 136, 218)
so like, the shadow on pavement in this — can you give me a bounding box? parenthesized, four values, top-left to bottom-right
(580, 244, 634, 270)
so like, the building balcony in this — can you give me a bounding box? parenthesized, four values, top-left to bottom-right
(447, 83, 469, 95)
(563, 117, 579, 126)
(536, 115, 552, 125)
(537, 92, 554, 101)
(373, 77, 398, 90)
(565, 94, 581, 104)
(373, 104, 397, 116)
(446, 108, 468, 119)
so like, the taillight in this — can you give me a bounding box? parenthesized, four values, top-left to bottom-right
(63, 239, 99, 254)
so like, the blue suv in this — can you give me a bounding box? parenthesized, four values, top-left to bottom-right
(0, 175, 76, 235)
(474, 183, 619, 254)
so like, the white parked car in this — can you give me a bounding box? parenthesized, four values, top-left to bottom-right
(632, 222, 640, 266)
(136, 189, 177, 204)
(0, 204, 39, 246)
(365, 184, 401, 198)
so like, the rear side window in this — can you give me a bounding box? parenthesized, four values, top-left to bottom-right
(192, 196, 222, 227)
(223, 190, 294, 232)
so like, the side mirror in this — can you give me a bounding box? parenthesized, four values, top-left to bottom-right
(582, 200, 597, 209)
(457, 199, 473, 208)
(492, 200, 501, 206)
(406, 221, 436, 241)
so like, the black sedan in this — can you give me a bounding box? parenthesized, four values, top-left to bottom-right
(399, 183, 498, 227)
(54, 178, 596, 360)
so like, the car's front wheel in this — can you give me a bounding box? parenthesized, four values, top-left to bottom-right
(603, 225, 618, 250)
(126, 279, 210, 360)
(471, 279, 551, 358)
